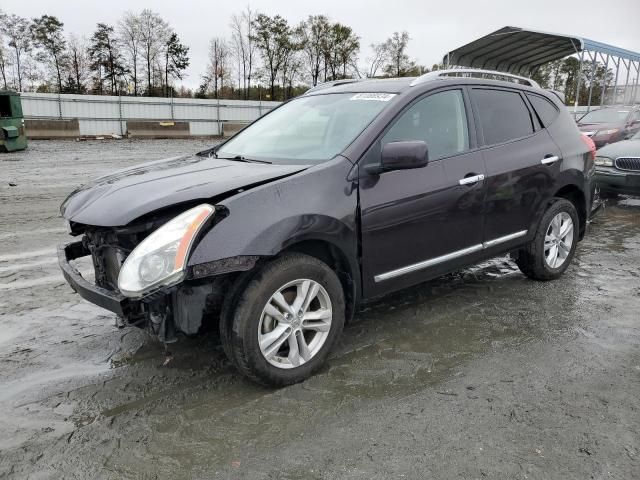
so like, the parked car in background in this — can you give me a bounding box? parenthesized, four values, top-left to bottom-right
(577, 105, 640, 147)
(595, 130, 640, 198)
(58, 70, 593, 386)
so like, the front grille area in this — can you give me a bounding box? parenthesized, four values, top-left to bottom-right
(615, 157, 640, 172)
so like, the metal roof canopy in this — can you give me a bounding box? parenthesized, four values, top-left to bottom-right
(443, 26, 640, 111)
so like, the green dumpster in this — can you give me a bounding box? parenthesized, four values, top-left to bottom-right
(0, 91, 27, 152)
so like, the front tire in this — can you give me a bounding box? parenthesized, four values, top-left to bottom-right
(513, 198, 579, 281)
(220, 253, 345, 387)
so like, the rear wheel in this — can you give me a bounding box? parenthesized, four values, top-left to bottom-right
(513, 198, 579, 281)
(220, 253, 345, 387)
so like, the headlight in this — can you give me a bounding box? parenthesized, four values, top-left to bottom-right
(594, 156, 613, 167)
(596, 129, 618, 136)
(118, 204, 214, 297)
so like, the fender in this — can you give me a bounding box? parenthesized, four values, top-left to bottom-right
(530, 167, 590, 240)
(187, 156, 360, 287)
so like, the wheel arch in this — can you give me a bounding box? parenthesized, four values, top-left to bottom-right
(280, 238, 360, 323)
(553, 184, 587, 240)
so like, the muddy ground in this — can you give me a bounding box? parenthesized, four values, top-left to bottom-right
(0, 140, 639, 479)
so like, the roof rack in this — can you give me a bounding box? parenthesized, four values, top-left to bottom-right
(410, 69, 540, 88)
(304, 79, 362, 95)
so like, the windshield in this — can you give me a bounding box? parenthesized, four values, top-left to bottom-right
(579, 108, 629, 124)
(215, 92, 395, 164)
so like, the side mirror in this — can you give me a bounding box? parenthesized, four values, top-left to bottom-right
(365, 141, 429, 175)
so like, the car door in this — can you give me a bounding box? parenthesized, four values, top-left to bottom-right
(359, 88, 486, 298)
(470, 87, 561, 247)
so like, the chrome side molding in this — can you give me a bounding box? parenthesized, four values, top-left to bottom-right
(374, 230, 527, 282)
(482, 230, 527, 248)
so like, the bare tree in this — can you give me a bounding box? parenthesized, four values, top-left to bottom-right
(1, 14, 32, 91)
(229, 6, 257, 99)
(230, 13, 247, 94)
(207, 37, 229, 99)
(243, 6, 257, 99)
(0, 12, 9, 89)
(66, 33, 89, 93)
(138, 9, 169, 95)
(118, 11, 142, 95)
(0, 44, 8, 90)
(366, 42, 388, 78)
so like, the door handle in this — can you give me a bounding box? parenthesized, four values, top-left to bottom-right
(541, 155, 560, 165)
(459, 174, 485, 186)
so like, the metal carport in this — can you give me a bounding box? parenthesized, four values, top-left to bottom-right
(443, 26, 640, 112)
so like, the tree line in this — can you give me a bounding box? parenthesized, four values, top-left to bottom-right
(531, 57, 615, 106)
(0, 9, 189, 97)
(0, 7, 428, 100)
(1, 7, 620, 104)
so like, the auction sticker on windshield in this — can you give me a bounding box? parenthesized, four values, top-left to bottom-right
(350, 93, 396, 101)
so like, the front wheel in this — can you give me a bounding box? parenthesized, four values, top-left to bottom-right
(220, 253, 345, 387)
(513, 198, 579, 281)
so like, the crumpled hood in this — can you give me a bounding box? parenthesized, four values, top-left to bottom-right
(61, 154, 308, 227)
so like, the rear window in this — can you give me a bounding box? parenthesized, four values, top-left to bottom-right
(526, 93, 559, 127)
(472, 89, 534, 145)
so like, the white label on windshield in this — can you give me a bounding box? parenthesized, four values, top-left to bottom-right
(350, 93, 396, 102)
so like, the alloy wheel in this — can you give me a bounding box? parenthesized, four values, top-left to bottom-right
(258, 279, 332, 369)
(544, 212, 574, 269)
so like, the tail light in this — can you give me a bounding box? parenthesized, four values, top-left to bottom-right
(580, 134, 596, 161)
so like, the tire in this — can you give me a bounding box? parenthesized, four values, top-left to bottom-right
(513, 198, 579, 281)
(220, 252, 345, 387)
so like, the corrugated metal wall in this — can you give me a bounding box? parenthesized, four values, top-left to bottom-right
(20, 93, 280, 136)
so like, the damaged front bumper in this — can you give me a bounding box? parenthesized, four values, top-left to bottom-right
(58, 239, 236, 343)
(58, 241, 136, 317)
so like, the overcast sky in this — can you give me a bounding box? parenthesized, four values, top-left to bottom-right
(5, 0, 640, 89)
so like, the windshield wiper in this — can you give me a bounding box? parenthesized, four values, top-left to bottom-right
(217, 155, 272, 164)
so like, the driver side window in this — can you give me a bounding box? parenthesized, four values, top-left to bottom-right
(382, 89, 469, 161)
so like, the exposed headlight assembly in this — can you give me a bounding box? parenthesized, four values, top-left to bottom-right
(118, 204, 214, 297)
(594, 156, 613, 167)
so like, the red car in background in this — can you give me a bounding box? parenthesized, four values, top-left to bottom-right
(578, 105, 640, 147)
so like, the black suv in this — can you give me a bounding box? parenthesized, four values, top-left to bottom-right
(59, 70, 594, 386)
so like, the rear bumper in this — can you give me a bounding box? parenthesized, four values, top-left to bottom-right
(595, 167, 640, 195)
(57, 241, 132, 316)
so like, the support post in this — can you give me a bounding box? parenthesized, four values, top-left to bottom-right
(574, 50, 585, 113)
(599, 54, 609, 106)
(631, 61, 640, 105)
(611, 58, 620, 105)
(170, 90, 174, 120)
(622, 59, 631, 104)
(586, 51, 597, 113)
(216, 96, 221, 136)
(118, 93, 124, 136)
(57, 92, 63, 119)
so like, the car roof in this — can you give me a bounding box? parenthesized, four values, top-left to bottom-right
(304, 75, 546, 97)
(305, 78, 415, 95)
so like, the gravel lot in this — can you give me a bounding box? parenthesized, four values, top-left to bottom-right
(1, 140, 639, 479)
